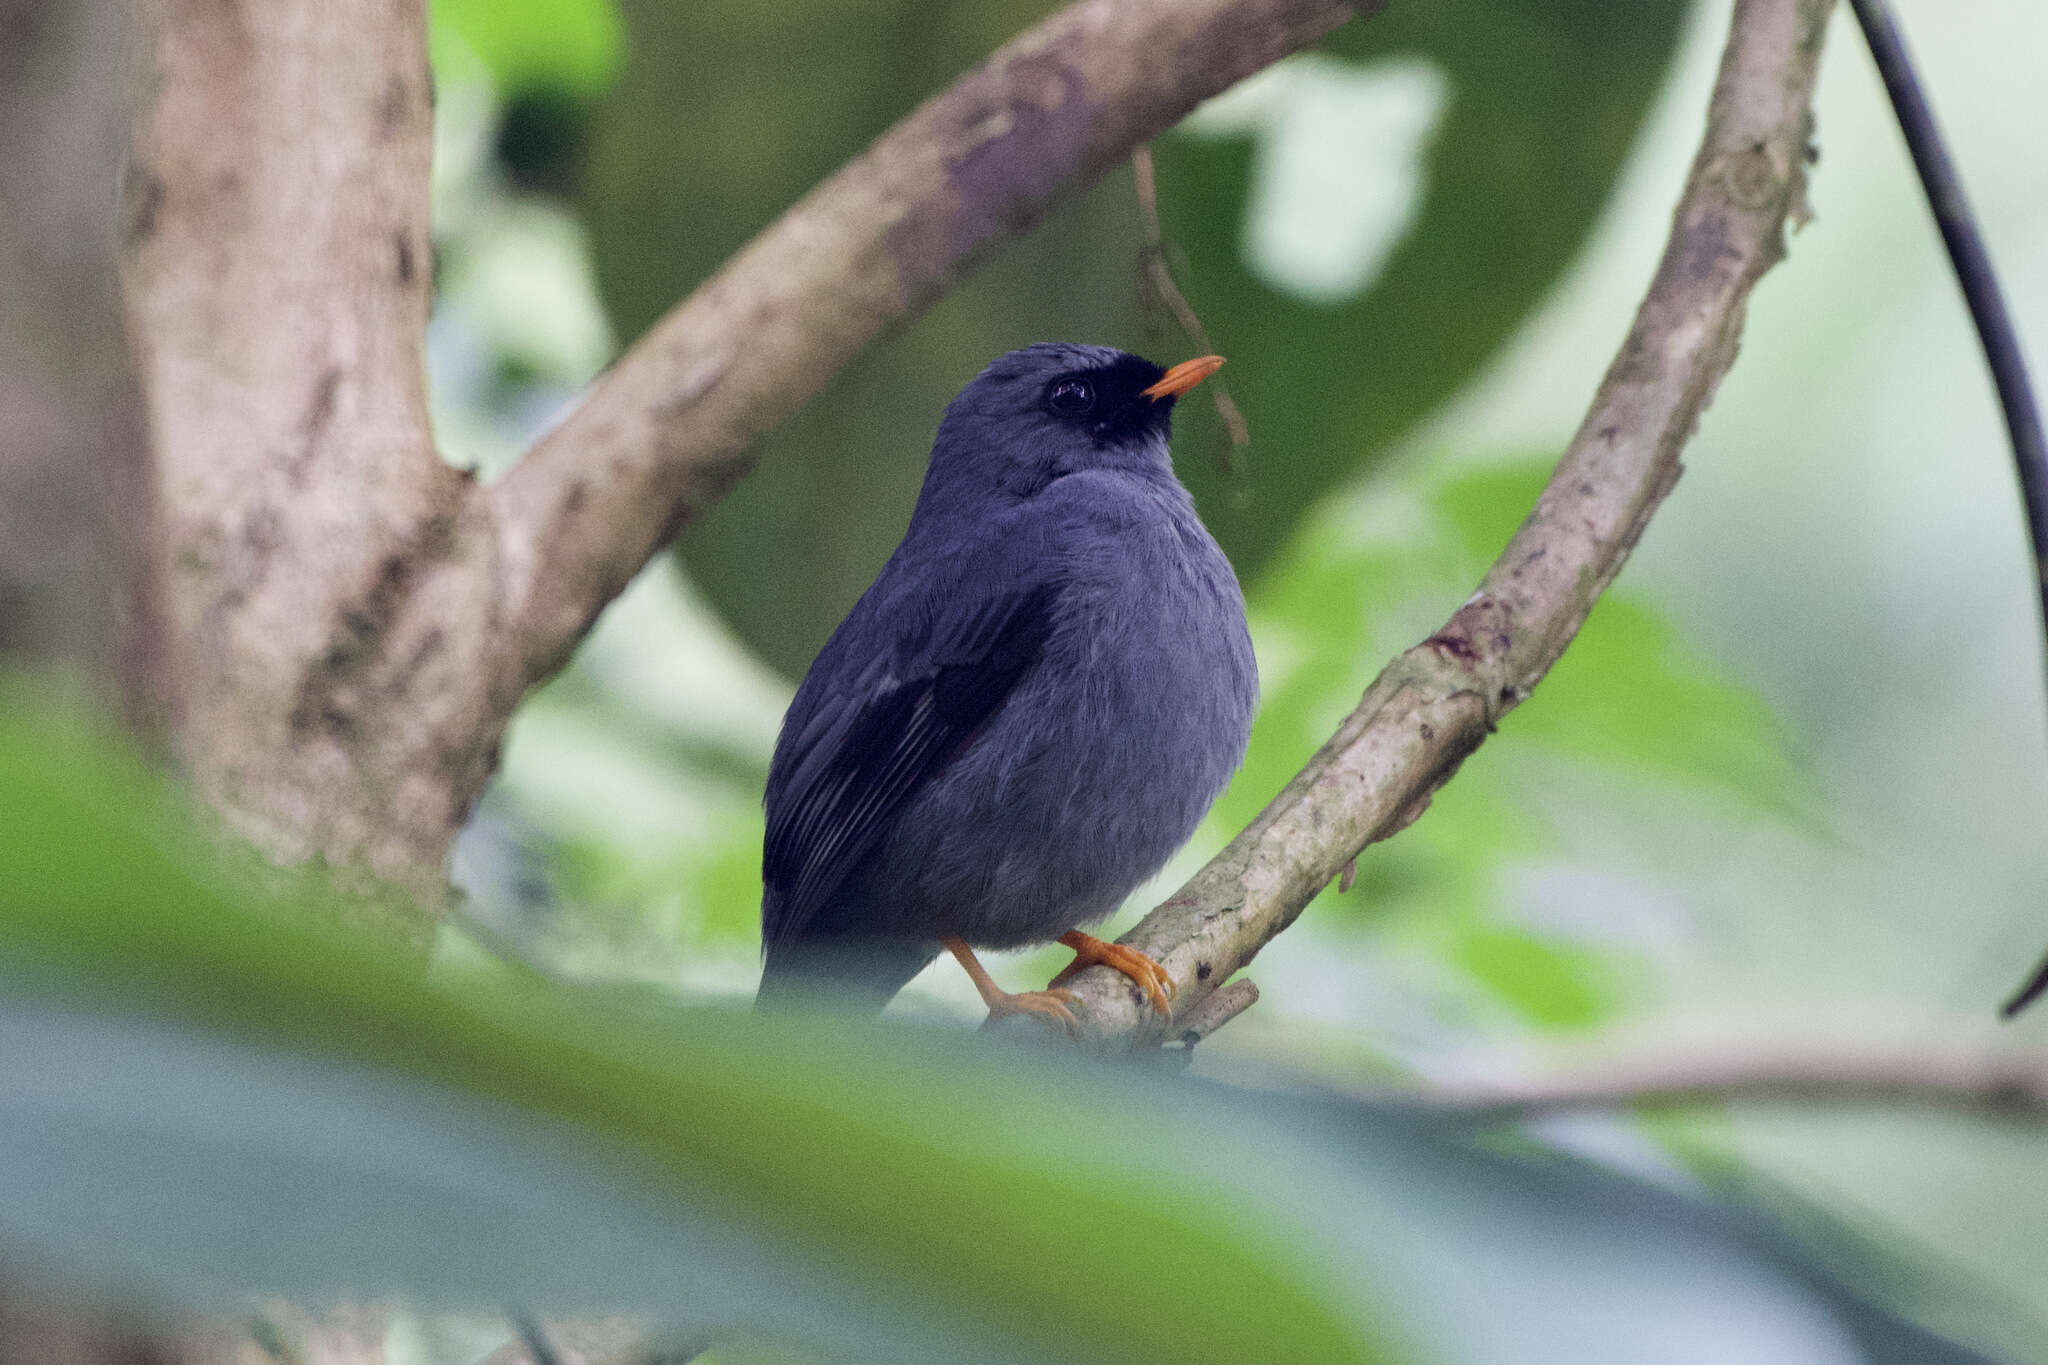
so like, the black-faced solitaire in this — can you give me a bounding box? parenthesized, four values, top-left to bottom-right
(757, 343, 1258, 1032)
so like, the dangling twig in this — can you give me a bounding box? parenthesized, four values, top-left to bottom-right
(1132, 143, 1252, 474)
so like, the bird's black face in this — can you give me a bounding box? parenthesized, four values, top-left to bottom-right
(922, 344, 1223, 507)
(1035, 352, 1175, 447)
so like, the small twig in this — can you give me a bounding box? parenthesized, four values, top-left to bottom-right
(1172, 978, 1260, 1048)
(1845, 0, 2048, 1020)
(1132, 144, 1252, 473)
(1364, 1044, 2048, 1121)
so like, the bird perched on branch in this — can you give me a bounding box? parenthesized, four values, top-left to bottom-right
(756, 343, 1257, 1032)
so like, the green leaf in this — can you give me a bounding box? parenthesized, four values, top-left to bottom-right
(431, 0, 624, 97)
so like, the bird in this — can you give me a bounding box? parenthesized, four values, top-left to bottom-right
(756, 343, 1258, 1033)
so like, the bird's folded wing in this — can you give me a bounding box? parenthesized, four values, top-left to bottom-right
(761, 579, 1062, 949)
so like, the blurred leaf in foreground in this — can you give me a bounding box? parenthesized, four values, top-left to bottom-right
(0, 687, 1988, 1364)
(0, 690, 1378, 1362)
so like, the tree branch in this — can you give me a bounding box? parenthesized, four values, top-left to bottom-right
(1364, 1043, 2048, 1121)
(489, 0, 1381, 693)
(1057, 0, 1837, 1045)
(1169, 978, 1261, 1050)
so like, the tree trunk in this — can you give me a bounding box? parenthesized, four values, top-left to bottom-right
(119, 0, 502, 919)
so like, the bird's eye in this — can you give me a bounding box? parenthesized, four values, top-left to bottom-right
(1045, 377, 1095, 417)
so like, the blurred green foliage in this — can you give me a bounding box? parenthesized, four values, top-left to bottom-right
(431, 0, 622, 97)
(0, 698, 1381, 1362)
(0, 694, 2006, 1364)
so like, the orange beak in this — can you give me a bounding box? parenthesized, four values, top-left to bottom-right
(1141, 354, 1225, 401)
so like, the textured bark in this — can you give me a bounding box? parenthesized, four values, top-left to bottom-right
(122, 0, 510, 918)
(120, 0, 516, 929)
(1054, 0, 1840, 1045)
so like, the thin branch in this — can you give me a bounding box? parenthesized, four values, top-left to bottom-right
(1057, 0, 1838, 1046)
(489, 0, 1381, 693)
(1132, 143, 1252, 472)
(1172, 978, 1261, 1049)
(1365, 1044, 2048, 1121)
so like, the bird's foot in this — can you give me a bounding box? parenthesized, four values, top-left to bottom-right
(942, 935, 1083, 1040)
(1048, 930, 1175, 1018)
(982, 986, 1083, 1040)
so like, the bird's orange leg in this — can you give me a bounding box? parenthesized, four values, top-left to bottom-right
(1045, 930, 1175, 1018)
(941, 936, 1081, 1038)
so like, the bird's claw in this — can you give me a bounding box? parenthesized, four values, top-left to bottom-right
(983, 987, 1082, 1040)
(1049, 932, 1176, 1019)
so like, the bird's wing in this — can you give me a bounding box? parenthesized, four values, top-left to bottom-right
(761, 578, 1061, 949)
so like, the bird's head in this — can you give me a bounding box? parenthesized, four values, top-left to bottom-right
(922, 343, 1223, 503)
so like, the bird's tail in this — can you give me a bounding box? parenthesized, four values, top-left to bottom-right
(755, 934, 940, 1015)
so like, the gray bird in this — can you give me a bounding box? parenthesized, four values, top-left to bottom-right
(757, 343, 1257, 1031)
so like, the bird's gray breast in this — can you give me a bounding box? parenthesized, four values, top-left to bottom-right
(860, 471, 1258, 947)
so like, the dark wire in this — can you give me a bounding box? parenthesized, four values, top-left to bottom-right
(1845, 0, 2048, 1017)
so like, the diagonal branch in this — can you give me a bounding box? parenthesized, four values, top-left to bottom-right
(488, 0, 1382, 692)
(1056, 0, 1838, 1045)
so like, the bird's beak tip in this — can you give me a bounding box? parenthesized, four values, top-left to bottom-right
(1142, 354, 1226, 401)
